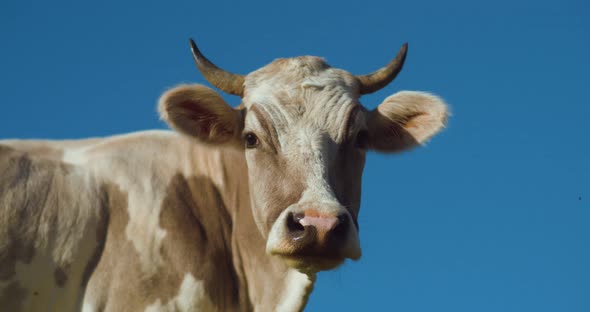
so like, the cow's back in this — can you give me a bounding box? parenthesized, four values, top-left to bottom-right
(0, 141, 108, 311)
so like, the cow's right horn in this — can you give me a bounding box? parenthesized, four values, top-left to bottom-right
(189, 39, 245, 97)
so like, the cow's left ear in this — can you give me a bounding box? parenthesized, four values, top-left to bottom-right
(159, 84, 243, 145)
(367, 91, 448, 153)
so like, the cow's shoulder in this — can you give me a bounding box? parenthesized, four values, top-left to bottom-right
(76, 131, 243, 311)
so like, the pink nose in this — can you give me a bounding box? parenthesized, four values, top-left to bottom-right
(286, 210, 349, 249)
(299, 215, 339, 235)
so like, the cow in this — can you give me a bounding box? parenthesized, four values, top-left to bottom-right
(0, 39, 448, 311)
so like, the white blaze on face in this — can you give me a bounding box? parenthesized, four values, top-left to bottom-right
(289, 127, 336, 203)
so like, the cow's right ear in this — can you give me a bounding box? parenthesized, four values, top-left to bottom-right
(159, 84, 243, 145)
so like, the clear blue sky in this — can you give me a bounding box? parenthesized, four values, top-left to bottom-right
(1, 0, 588, 311)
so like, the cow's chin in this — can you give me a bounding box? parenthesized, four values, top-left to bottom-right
(277, 254, 346, 273)
(267, 240, 362, 273)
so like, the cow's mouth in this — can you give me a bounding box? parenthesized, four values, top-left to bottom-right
(269, 236, 360, 272)
(277, 253, 346, 273)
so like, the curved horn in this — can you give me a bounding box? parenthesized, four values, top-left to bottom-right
(189, 39, 245, 96)
(356, 43, 408, 95)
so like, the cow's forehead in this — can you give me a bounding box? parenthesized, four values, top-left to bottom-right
(242, 56, 363, 143)
(244, 56, 360, 98)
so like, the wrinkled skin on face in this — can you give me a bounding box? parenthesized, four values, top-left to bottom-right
(159, 55, 448, 273)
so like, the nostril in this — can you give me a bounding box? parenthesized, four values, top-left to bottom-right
(331, 214, 349, 239)
(287, 212, 305, 238)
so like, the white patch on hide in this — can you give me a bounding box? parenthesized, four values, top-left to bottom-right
(145, 273, 214, 312)
(124, 185, 167, 277)
(82, 302, 96, 312)
(276, 270, 314, 312)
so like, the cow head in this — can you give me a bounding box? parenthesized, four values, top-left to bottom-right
(159, 40, 448, 273)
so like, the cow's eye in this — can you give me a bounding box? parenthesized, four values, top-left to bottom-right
(355, 130, 369, 149)
(244, 132, 259, 148)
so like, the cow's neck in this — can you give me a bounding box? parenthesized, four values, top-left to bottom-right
(199, 145, 316, 311)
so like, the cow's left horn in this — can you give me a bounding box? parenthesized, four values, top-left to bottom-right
(189, 39, 245, 96)
(356, 43, 408, 95)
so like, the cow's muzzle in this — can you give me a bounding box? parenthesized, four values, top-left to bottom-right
(266, 204, 361, 272)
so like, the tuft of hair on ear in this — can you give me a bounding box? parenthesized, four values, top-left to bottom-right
(158, 84, 242, 145)
(368, 91, 449, 153)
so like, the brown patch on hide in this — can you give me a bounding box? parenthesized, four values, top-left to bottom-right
(0, 148, 47, 280)
(82, 183, 132, 311)
(54, 267, 68, 287)
(79, 185, 109, 295)
(84, 174, 242, 311)
(156, 174, 240, 310)
(0, 237, 35, 281)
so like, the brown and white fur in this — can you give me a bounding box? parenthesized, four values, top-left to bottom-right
(0, 50, 447, 311)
